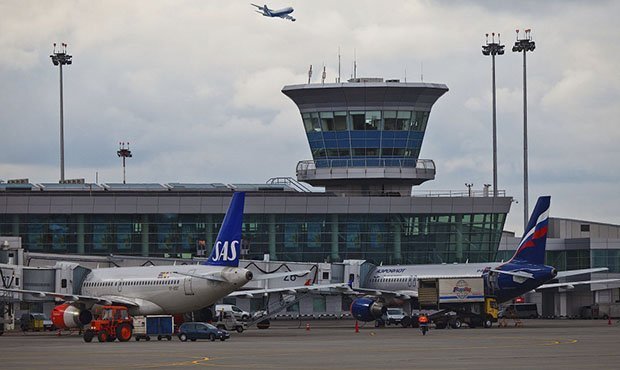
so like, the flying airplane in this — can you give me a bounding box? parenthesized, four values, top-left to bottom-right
(251, 3, 296, 21)
(0, 192, 317, 329)
(350, 196, 619, 322)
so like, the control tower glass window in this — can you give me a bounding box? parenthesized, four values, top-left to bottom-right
(396, 111, 412, 130)
(365, 111, 381, 130)
(334, 111, 348, 131)
(302, 112, 323, 133)
(320, 112, 335, 131)
(383, 111, 397, 130)
(412, 111, 430, 131)
(351, 111, 366, 130)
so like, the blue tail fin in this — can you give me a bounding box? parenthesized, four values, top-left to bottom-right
(509, 196, 551, 265)
(204, 192, 245, 267)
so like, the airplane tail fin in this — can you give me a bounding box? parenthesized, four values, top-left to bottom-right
(203, 192, 245, 267)
(509, 196, 550, 265)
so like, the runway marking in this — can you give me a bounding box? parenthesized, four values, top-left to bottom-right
(543, 339, 578, 346)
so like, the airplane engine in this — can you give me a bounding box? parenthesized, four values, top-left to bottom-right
(350, 297, 386, 322)
(51, 303, 93, 329)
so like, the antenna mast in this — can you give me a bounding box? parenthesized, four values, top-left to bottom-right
(337, 47, 341, 83)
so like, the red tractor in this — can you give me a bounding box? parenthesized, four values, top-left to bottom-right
(83, 306, 133, 343)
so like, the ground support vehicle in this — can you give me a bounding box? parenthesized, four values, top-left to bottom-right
(133, 315, 174, 341)
(416, 277, 498, 329)
(213, 311, 247, 333)
(580, 303, 620, 320)
(83, 306, 133, 343)
(376, 308, 410, 328)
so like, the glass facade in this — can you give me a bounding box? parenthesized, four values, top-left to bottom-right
(302, 110, 429, 168)
(593, 249, 620, 273)
(0, 212, 505, 265)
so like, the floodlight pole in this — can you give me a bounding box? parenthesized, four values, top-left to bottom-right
(50, 43, 72, 182)
(512, 29, 536, 229)
(482, 33, 505, 197)
(117, 142, 133, 184)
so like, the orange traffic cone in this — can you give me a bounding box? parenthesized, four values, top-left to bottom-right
(355, 320, 359, 333)
(306, 323, 310, 331)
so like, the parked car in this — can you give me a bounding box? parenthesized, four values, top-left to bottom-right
(499, 303, 539, 319)
(214, 304, 250, 321)
(177, 322, 230, 342)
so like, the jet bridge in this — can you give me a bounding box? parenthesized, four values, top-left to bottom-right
(1, 237, 92, 329)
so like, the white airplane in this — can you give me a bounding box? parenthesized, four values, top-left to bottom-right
(251, 3, 296, 21)
(0, 192, 326, 329)
(349, 196, 620, 322)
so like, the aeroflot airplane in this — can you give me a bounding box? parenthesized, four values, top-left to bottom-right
(1, 192, 321, 329)
(351, 196, 619, 322)
(251, 3, 296, 21)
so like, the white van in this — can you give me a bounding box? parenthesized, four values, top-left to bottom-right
(214, 304, 250, 321)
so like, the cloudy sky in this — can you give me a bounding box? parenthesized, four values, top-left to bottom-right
(1, 0, 619, 234)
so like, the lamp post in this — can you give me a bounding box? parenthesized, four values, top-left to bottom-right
(482, 33, 505, 197)
(117, 142, 133, 184)
(50, 43, 72, 183)
(512, 29, 536, 229)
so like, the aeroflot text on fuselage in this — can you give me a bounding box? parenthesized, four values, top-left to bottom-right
(211, 241, 238, 262)
(375, 268, 407, 274)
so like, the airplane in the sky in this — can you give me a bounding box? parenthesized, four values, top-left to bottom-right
(0, 192, 320, 329)
(251, 3, 296, 22)
(350, 196, 619, 322)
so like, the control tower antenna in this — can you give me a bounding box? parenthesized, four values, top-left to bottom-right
(307, 64, 312, 84)
(117, 142, 133, 184)
(353, 49, 357, 79)
(337, 47, 341, 83)
(420, 61, 424, 82)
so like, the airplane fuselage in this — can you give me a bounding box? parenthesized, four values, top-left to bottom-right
(80, 264, 252, 315)
(365, 261, 556, 304)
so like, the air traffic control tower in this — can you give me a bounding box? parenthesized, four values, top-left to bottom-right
(282, 78, 448, 195)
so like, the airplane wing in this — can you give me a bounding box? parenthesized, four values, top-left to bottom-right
(172, 270, 310, 282)
(250, 3, 263, 10)
(0, 287, 138, 307)
(350, 287, 417, 300)
(252, 270, 311, 281)
(537, 279, 620, 290)
(227, 283, 348, 297)
(490, 269, 534, 280)
(555, 267, 608, 279)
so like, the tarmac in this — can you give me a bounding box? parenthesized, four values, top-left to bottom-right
(1, 319, 619, 369)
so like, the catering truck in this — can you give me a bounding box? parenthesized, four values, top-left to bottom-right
(417, 277, 498, 329)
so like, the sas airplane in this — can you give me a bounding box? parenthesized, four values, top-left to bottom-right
(351, 196, 619, 322)
(251, 3, 296, 21)
(0, 192, 325, 330)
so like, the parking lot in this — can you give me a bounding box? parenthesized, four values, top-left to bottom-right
(1, 320, 619, 369)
